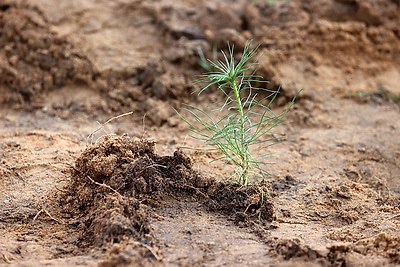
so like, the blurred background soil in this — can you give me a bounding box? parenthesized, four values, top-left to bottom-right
(0, 0, 399, 266)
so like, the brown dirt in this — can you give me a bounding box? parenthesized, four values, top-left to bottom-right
(1, 0, 400, 266)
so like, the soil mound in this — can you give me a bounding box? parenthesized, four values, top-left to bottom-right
(242, 0, 400, 99)
(60, 135, 272, 249)
(0, 1, 93, 106)
(2, 0, 399, 120)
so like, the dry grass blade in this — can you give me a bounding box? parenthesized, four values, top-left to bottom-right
(87, 111, 134, 145)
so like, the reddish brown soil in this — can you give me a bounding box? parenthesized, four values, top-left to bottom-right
(1, 0, 400, 266)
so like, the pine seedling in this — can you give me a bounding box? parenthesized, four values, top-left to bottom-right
(178, 41, 299, 186)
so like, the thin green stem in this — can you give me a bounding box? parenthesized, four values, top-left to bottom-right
(231, 80, 249, 185)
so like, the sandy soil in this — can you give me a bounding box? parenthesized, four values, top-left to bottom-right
(1, 0, 400, 266)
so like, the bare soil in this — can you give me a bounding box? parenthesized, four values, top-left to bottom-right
(1, 0, 400, 266)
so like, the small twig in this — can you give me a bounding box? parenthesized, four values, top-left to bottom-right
(244, 203, 252, 214)
(87, 111, 134, 145)
(141, 113, 147, 139)
(183, 184, 209, 199)
(53, 186, 70, 193)
(69, 163, 122, 196)
(32, 209, 65, 224)
(179, 183, 218, 207)
(138, 242, 162, 261)
(85, 174, 122, 196)
(135, 164, 167, 175)
(391, 214, 400, 220)
(3, 254, 11, 263)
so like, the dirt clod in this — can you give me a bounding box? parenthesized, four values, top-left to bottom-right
(61, 135, 271, 251)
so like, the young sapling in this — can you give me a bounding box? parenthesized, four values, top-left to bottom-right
(178, 41, 300, 185)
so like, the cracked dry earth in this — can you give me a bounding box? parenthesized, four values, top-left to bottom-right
(1, 0, 400, 266)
